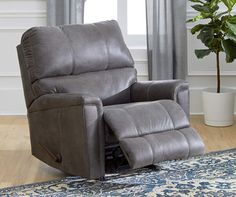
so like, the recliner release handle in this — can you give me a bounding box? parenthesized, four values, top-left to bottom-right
(39, 143, 62, 163)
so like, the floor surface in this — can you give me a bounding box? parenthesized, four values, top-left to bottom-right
(0, 115, 236, 188)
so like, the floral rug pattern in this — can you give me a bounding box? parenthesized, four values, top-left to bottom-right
(1, 149, 236, 196)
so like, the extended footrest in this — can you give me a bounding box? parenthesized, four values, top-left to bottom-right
(104, 100, 204, 169)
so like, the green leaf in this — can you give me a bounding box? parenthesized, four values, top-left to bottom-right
(221, 39, 236, 62)
(187, 14, 204, 23)
(226, 21, 236, 34)
(197, 26, 214, 47)
(210, 5, 220, 12)
(222, 0, 236, 11)
(189, 0, 204, 3)
(216, 11, 228, 18)
(191, 24, 204, 34)
(195, 49, 212, 58)
(210, 0, 220, 8)
(227, 32, 236, 42)
(191, 4, 211, 13)
(227, 15, 236, 23)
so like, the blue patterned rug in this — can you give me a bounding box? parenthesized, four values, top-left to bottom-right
(1, 149, 236, 196)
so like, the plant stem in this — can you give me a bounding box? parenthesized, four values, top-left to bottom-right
(216, 51, 220, 93)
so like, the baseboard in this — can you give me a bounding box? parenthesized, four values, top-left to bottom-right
(0, 113, 26, 115)
(0, 87, 236, 116)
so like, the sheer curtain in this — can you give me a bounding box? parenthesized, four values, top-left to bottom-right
(47, 0, 85, 26)
(146, 0, 187, 80)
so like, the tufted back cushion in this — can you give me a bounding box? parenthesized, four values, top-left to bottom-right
(21, 20, 134, 82)
(18, 20, 136, 106)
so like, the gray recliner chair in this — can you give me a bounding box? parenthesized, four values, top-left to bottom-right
(17, 20, 204, 180)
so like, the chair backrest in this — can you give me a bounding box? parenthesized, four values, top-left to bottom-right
(17, 20, 137, 107)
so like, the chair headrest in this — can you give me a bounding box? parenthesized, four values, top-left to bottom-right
(21, 20, 134, 82)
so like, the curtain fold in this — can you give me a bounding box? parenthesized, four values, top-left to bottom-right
(146, 0, 187, 80)
(47, 0, 85, 26)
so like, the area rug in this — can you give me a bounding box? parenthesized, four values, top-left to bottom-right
(1, 149, 236, 197)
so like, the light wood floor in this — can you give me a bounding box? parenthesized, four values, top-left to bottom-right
(0, 115, 236, 188)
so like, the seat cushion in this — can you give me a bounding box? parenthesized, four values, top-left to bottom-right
(103, 100, 205, 169)
(104, 100, 190, 139)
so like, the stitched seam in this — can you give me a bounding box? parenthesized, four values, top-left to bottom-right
(82, 105, 91, 177)
(175, 129, 190, 158)
(23, 28, 44, 84)
(59, 26, 75, 74)
(29, 104, 99, 114)
(83, 104, 104, 178)
(173, 83, 188, 102)
(89, 102, 104, 176)
(147, 82, 155, 100)
(93, 24, 109, 70)
(130, 70, 138, 102)
(30, 67, 134, 82)
(19, 45, 37, 106)
(58, 109, 63, 164)
(121, 108, 140, 136)
(158, 102, 175, 129)
(142, 136, 154, 164)
(21, 43, 37, 98)
(96, 106, 105, 176)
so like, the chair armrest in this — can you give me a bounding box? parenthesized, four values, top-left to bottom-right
(131, 80, 189, 117)
(28, 93, 102, 113)
(27, 93, 104, 179)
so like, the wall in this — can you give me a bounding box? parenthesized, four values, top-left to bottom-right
(0, 0, 46, 115)
(1, 1, 235, 115)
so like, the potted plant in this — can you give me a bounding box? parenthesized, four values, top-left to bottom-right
(188, 0, 236, 126)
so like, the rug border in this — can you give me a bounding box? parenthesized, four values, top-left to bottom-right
(0, 147, 236, 192)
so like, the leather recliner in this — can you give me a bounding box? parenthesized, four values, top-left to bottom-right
(17, 20, 204, 180)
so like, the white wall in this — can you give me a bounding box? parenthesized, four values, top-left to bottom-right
(1, 1, 236, 115)
(0, 0, 46, 115)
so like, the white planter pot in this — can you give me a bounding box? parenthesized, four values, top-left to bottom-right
(202, 88, 235, 127)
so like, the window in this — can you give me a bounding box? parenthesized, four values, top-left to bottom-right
(84, 0, 146, 48)
(127, 0, 146, 35)
(84, 0, 117, 23)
